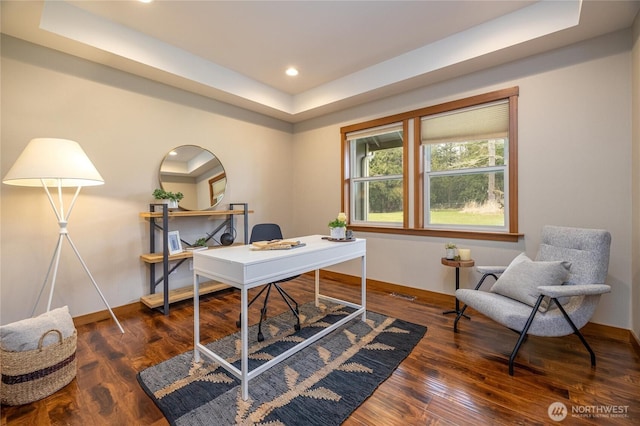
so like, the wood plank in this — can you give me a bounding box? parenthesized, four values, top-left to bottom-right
(139, 281, 230, 308)
(139, 209, 253, 218)
(139, 251, 193, 263)
(140, 244, 244, 264)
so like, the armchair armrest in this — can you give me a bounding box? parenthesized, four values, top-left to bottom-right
(476, 266, 507, 275)
(537, 284, 611, 298)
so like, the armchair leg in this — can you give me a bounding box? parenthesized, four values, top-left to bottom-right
(552, 298, 596, 367)
(508, 295, 545, 375)
(453, 305, 470, 332)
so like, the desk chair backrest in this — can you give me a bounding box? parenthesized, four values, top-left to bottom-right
(250, 223, 283, 244)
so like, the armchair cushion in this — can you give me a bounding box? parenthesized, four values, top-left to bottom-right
(490, 253, 571, 312)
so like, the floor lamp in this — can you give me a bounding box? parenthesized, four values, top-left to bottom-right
(3, 138, 124, 333)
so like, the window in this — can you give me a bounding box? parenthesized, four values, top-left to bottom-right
(346, 123, 405, 226)
(422, 101, 509, 231)
(341, 87, 519, 241)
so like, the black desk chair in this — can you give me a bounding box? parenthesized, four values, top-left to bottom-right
(237, 223, 300, 341)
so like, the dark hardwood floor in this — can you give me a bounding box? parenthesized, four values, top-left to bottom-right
(2, 274, 639, 425)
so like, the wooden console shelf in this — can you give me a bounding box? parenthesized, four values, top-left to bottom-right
(140, 281, 230, 309)
(140, 202, 251, 314)
(140, 251, 194, 263)
(139, 209, 253, 219)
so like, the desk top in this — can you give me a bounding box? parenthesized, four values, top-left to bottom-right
(441, 258, 475, 268)
(194, 235, 366, 287)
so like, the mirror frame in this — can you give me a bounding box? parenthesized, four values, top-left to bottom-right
(159, 145, 226, 211)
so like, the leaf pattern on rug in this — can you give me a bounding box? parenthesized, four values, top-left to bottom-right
(250, 352, 274, 361)
(363, 342, 395, 351)
(337, 362, 373, 374)
(384, 326, 411, 334)
(201, 372, 235, 384)
(268, 324, 281, 337)
(243, 317, 398, 424)
(344, 329, 357, 345)
(155, 360, 221, 399)
(284, 365, 299, 389)
(302, 387, 341, 401)
(317, 346, 332, 364)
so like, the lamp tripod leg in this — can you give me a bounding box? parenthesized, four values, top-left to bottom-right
(32, 234, 65, 317)
(64, 234, 125, 334)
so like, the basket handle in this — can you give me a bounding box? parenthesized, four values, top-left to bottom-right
(38, 329, 63, 351)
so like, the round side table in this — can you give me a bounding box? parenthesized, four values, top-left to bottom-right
(441, 257, 474, 317)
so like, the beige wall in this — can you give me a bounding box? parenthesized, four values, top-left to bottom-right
(632, 12, 640, 340)
(1, 27, 636, 332)
(291, 30, 634, 330)
(0, 36, 294, 324)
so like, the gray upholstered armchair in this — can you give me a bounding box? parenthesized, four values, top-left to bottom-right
(454, 226, 612, 375)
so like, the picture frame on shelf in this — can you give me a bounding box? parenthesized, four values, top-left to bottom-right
(168, 231, 183, 255)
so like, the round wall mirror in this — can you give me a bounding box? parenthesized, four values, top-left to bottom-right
(159, 145, 226, 211)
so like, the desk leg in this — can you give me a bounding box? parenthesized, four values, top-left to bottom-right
(443, 267, 470, 319)
(314, 269, 319, 307)
(194, 273, 201, 363)
(361, 254, 367, 321)
(241, 286, 249, 400)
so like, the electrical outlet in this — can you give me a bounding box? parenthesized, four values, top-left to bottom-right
(189, 260, 193, 271)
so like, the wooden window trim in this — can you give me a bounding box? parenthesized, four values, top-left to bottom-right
(341, 87, 522, 243)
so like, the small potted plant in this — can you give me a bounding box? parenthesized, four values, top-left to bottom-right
(328, 212, 348, 239)
(186, 237, 208, 251)
(152, 188, 184, 210)
(445, 242, 457, 260)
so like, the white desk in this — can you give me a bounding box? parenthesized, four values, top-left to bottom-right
(193, 234, 366, 400)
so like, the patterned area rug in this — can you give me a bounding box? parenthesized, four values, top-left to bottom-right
(137, 302, 427, 425)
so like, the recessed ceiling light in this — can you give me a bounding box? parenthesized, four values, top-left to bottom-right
(139, 0, 153, 3)
(285, 67, 299, 77)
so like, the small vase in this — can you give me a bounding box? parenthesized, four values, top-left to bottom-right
(162, 199, 179, 210)
(445, 248, 456, 260)
(330, 227, 346, 239)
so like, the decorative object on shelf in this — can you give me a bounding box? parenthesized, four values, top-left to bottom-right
(2, 138, 124, 333)
(445, 242, 457, 260)
(187, 237, 208, 251)
(328, 212, 347, 239)
(220, 231, 235, 246)
(152, 188, 183, 210)
(167, 230, 183, 255)
(458, 248, 471, 261)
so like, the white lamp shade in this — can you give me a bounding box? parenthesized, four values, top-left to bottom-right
(3, 138, 104, 187)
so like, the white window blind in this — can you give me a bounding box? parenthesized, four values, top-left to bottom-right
(421, 101, 508, 144)
(346, 123, 403, 141)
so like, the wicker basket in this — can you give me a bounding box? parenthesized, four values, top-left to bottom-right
(1, 329, 77, 406)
